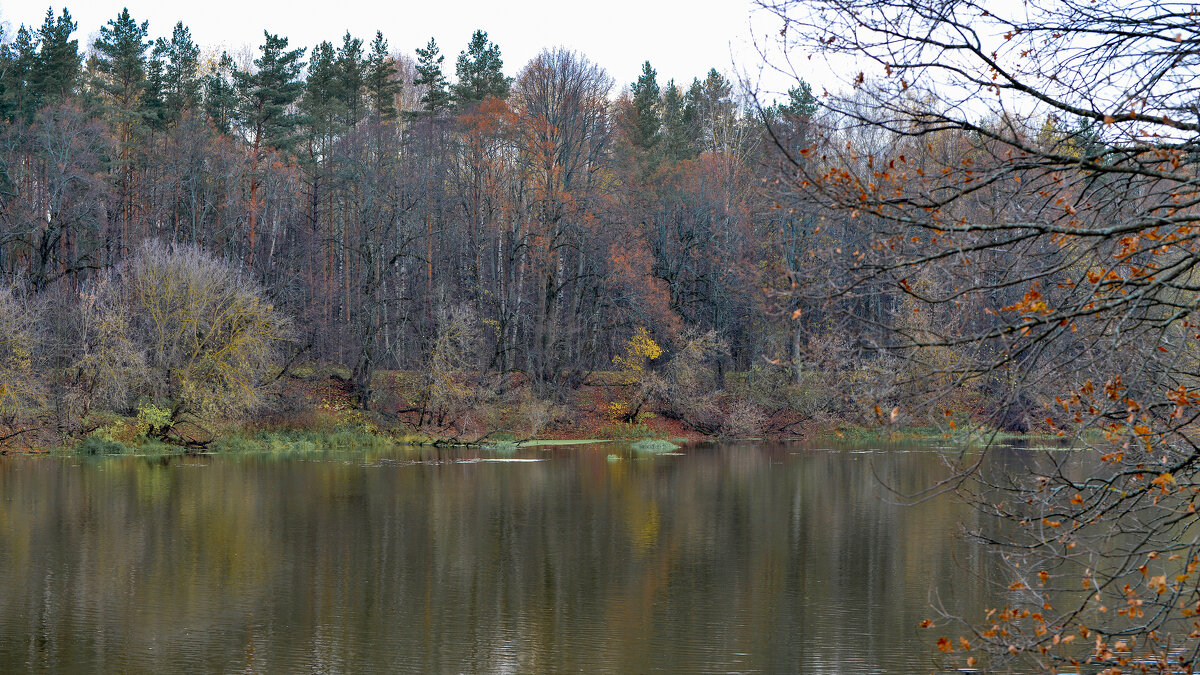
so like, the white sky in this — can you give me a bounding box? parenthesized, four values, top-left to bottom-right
(2, 0, 816, 99)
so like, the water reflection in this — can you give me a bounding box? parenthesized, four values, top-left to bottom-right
(0, 442, 1016, 673)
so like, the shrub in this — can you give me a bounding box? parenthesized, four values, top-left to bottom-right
(631, 439, 680, 453)
(722, 400, 766, 438)
(89, 241, 291, 439)
(657, 329, 728, 432)
(0, 286, 41, 424)
(420, 303, 481, 428)
(77, 435, 128, 455)
(516, 390, 567, 437)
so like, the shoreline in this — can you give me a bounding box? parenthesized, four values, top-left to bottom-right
(0, 370, 1080, 457)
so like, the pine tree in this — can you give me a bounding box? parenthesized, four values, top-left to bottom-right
(92, 8, 150, 122)
(302, 40, 340, 135)
(783, 81, 817, 119)
(683, 77, 703, 147)
(202, 52, 238, 134)
(157, 22, 200, 123)
(0, 26, 38, 123)
(660, 79, 693, 162)
(451, 30, 509, 108)
(0, 29, 11, 123)
(629, 60, 660, 150)
(234, 31, 305, 266)
(413, 37, 450, 115)
(0, 26, 13, 199)
(234, 31, 306, 151)
(335, 32, 364, 123)
(30, 8, 79, 108)
(142, 50, 166, 129)
(693, 68, 735, 153)
(365, 31, 399, 121)
(761, 80, 818, 158)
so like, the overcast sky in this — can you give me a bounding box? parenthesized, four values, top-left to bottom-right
(2, 0, 813, 99)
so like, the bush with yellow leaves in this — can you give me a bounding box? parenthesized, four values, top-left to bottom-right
(0, 285, 42, 439)
(92, 241, 292, 441)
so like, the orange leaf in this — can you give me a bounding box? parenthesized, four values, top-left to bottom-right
(1152, 472, 1176, 487)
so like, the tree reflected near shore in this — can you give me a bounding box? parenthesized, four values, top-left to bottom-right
(0, 443, 1027, 672)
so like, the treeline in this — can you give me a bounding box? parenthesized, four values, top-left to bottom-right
(0, 7, 824, 419)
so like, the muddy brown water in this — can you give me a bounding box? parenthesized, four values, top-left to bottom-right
(0, 440, 1035, 673)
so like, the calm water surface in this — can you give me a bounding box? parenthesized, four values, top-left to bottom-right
(0, 441, 1029, 673)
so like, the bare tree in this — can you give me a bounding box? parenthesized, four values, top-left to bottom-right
(758, 0, 1200, 670)
(511, 48, 614, 391)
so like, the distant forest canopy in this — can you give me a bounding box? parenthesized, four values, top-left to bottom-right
(0, 6, 826, 402)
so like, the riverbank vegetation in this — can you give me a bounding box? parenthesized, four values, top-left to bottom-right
(0, 6, 1075, 455)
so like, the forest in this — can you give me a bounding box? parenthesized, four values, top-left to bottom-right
(0, 5, 855, 449)
(0, 4, 1132, 451)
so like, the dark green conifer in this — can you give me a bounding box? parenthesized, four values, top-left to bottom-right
(92, 8, 150, 121)
(630, 61, 660, 150)
(31, 8, 80, 107)
(142, 50, 166, 129)
(0, 26, 39, 122)
(452, 30, 509, 108)
(234, 31, 306, 151)
(784, 81, 817, 118)
(202, 52, 238, 133)
(157, 22, 201, 123)
(335, 32, 364, 123)
(302, 40, 339, 134)
(413, 37, 450, 115)
(364, 32, 400, 121)
(660, 80, 693, 162)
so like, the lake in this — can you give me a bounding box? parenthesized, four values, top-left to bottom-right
(0, 441, 1026, 673)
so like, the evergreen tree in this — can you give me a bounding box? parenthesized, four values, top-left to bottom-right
(783, 81, 817, 118)
(157, 22, 201, 123)
(202, 51, 238, 134)
(451, 30, 509, 108)
(0, 29, 10, 122)
(335, 32, 364, 123)
(234, 31, 306, 151)
(629, 60, 660, 150)
(365, 31, 399, 121)
(142, 50, 166, 129)
(761, 80, 818, 158)
(0, 26, 13, 200)
(302, 40, 340, 134)
(92, 8, 150, 123)
(413, 37, 450, 115)
(31, 7, 80, 107)
(234, 31, 305, 267)
(684, 78, 702, 133)
(660, 79, 693, 162)
(0, 26, 39, 123)
(683, 69, 735, 154)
